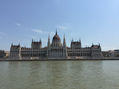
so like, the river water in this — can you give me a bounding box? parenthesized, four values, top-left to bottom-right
(0, 60, 119, 89)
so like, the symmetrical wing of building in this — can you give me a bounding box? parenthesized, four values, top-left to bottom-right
(10, 31, 103, 59)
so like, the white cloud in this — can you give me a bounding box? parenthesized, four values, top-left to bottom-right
(32, 29, 43, 34)
(50, 32, 55, 35)
(32, 29, 55, 36)
(16, 23, 21, 26)
(57, 25, 67, 30)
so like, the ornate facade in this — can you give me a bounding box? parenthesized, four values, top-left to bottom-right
(10, 31, 103, 59)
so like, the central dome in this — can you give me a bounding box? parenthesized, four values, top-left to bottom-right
(53, 31, 60, 41)
(51, 31, 62, 47)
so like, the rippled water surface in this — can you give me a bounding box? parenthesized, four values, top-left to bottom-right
(0, 60, 119, 89)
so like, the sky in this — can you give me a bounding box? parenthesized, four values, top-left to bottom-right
(0, 0, 119, 51)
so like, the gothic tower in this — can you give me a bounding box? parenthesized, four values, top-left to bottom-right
(63, 35, 66, 48)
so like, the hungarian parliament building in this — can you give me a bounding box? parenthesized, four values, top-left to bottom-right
(10, 31, 103, 59)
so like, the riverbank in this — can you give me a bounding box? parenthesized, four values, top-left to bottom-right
(0, 57, 119, 61)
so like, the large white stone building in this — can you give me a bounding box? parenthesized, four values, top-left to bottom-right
(10, 31, 103, 59)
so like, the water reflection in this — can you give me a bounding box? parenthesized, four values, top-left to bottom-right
(0, 61, 119, 89)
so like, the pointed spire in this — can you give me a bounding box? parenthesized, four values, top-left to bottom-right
(92, 43, 94, 47)
(11, 43, 13, 46)
(64, 34, 66, 41)
(63, 34, 66, 48)
(48, 34, 50, 40)
(18, 43, 20, 46)
(39, 38, 40, 42)
(40, 38, 41, 43)
(56, 29, 57, 35)
(99, 43, 100, 47)
(71, 38, 74, 42)
(48, 34, 50, 48)
(32, 38, 34, 42)
(79, 38, 81, 42)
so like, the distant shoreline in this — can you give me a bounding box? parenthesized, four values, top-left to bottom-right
(0, 57, 119, 61)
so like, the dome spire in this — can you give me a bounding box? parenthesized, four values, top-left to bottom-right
(56, 29, 57, 35)
(52, 29, 61, 47)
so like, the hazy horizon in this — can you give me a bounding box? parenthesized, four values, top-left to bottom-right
(0, 0, 119, 51)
